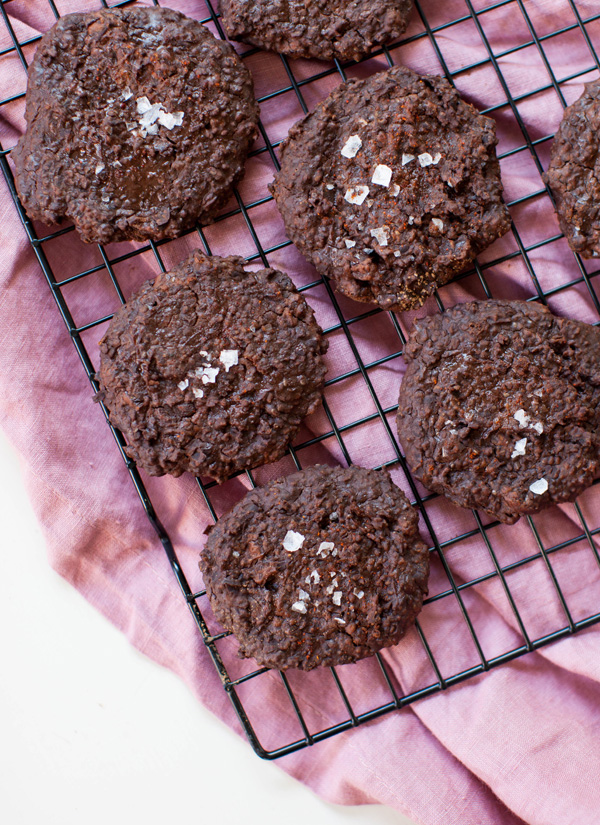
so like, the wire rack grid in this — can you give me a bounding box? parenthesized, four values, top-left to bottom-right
(1, 0, 600, 759)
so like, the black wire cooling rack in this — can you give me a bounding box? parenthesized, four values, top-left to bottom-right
(1, 0, 600, 759)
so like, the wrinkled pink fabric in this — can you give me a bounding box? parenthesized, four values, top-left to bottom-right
(1, 1, 600, 823)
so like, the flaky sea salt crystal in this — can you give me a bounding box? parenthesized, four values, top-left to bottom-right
(332, 591, 342, 606)
(514, 409, 530, 428)
(326, 183, 335, 190)
(341, 135, 362, 158)
(157, 110, 184, 130)
(390, 183, 400, 197)
(372, 164, 393, 187)
(95, 163, 105, 175)
(432, 218, 444, 231)
(345, 185, 369, 205)
(177, 379, 189, 391)
(344, 239, 357, 248)
(418, 152, 434, 167)
(283, 530, 305, 552)
(402, 153, 415, 166)
(121, 88, 133, 101)
(532, 422, 544, 435)
(298, 589, 310, 601)
(310, 570, 320, 584)
(511, 437, 527, 459)
(408, 216, 414, 225)
(394, 250, 402, 257)
(219, 350, 238, 372)
(334, 618, 346, 624)
(318, 541, 335, 555)
(200, 367, 220, 384)
(433, 152, 442, 164)
(192, 388, 204, 399)
(370, 226, 390, 246)
(529, 478, 548, 496)
(354, 589, 365, 599)
(292, 601, 307, 614)
(136, 96, 184, 135)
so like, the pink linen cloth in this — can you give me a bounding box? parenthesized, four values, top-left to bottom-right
(1, 1, 600, 822)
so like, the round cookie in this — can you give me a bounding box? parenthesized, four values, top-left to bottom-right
(12, 7, 259, 244)
(219, 0, 413, 63)
(396, 300, 600, 524)
(200, 465, 429, 671)
(97, 252, 327, 482)
(270, 66, 511, 312)
(544, 78, 600, 258)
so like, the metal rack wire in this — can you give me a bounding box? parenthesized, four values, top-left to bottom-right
(1, 0, 600, 759)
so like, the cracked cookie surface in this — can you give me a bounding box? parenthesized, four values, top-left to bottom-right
(12, 7, 259, 243)
(97, 252, 327, 482)
(397, 300, 600, 524)
(200, 464, 429, 671)
(270, 66, 511, 312)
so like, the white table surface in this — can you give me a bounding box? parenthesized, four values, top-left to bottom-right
(0, 428, 418, 825)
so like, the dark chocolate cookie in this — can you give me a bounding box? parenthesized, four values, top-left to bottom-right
(544, 79, 600, 258)
(397, 300, 600, 524)
(270, 66, 511, 312)
(12, 7, 259, 244)
(200, 464, 429, 670)
(219, 0, 413, 62)
(97, 252, 327, 482)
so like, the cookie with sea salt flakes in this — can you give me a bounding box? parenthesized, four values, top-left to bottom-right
(200, 464, 430, 671)
(219, 0, 413, 62)
(97, 252, 327, 483)
(270, 66, 511, 312)
(12, 7, 259, 244)
(544, 78, 600, 258)
(396, 300, 600, 525)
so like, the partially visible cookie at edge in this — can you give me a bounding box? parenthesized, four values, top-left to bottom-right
(270, 66, 511, 312)
(219, 0, 413, 62)
(97, 252, 328, 482)
(12, 7, 259, 244)
(397, 300, 600, 524)
(200, 464, 430, 671)
(544, 78, 600, 258)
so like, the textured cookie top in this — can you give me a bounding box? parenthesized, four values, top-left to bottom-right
(200, 464, 429, 671)
(397, 300, 600, 524)
(544, 79, 600, 258)
(12, 7, 259, 244)
(270, 66, 511, 312)
(220, 0, 413, 62)
(98, 252, 327, 482)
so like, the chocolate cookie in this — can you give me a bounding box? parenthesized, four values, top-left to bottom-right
(270, 66, 511, 312)
(12, 7, 259, 244)
(97, 252, 327, 482)
(219, 0, 413, 62)
(200, 465, 429, 670)
(544, 79, 600, 258)
(396, 300, 600, 524)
